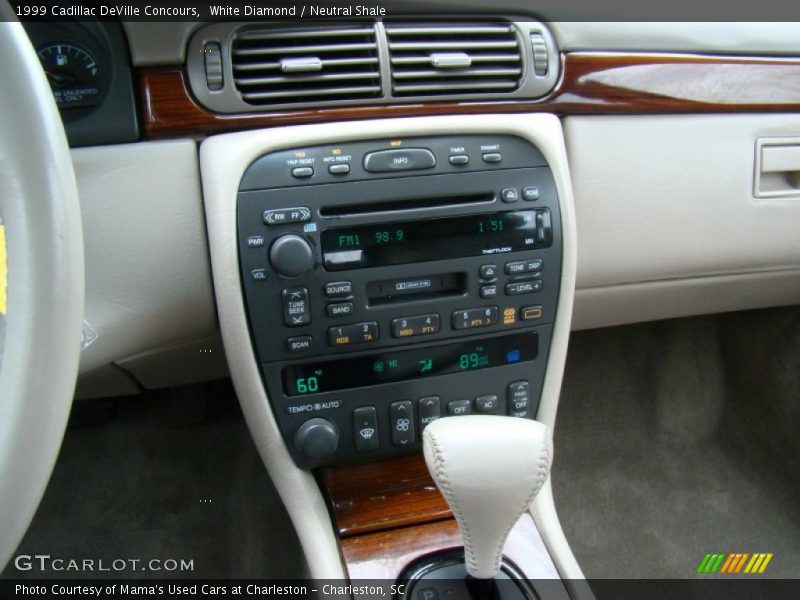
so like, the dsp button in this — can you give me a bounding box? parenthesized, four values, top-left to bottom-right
(391, 314, 440, 338)
(363, 148, 436, 173)
(452, 306, 498, 330)
(507, 380, 530, 418)
(505, 258, 543, 275)
(328, 321, 379, 347)
(282, 287, 310, 327)
(390, 401, 415, 446)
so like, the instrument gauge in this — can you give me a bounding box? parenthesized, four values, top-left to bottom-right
(36, 42, 103, 109)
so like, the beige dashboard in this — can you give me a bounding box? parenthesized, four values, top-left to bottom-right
(73, 22, 800, 398)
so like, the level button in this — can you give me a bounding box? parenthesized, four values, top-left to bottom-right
(363, 148, 436, 173)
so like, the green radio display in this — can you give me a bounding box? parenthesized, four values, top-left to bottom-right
(321, 210, 545, 270)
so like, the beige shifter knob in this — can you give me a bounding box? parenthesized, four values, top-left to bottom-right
(423, 415, 552, 579)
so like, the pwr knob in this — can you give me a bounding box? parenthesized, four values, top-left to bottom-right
(294, 418, 339, 460)
(269, 234, 314, 277)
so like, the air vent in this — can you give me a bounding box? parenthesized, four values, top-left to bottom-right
(231, 25, 381, 106)
(385, 23, 523, 97)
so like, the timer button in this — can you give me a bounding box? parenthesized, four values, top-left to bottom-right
(295, 418, 339, 459)
(270, 234, 314, 277)
(448, 154, 469, 166)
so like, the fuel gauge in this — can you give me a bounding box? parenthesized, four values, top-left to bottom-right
(37, 42, 103, 109)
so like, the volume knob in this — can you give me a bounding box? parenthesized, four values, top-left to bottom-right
(269, 234, 314, 277)
(294, 418, 339, 459)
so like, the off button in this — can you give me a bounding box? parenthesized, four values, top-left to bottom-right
(363, 148, 436, 173)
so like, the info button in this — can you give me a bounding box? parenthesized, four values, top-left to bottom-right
(363, 148, 436, 173)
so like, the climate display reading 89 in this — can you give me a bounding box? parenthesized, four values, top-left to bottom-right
(282, 332, 538, 396)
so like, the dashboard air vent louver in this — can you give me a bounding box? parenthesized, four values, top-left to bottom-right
(231, 25, 381, 106)
(385, 23, 523, 97)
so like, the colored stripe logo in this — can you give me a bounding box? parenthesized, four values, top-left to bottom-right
(697, 552, 773, 574)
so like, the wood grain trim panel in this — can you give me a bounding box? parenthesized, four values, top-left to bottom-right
(340, 514, 558, 581)
(140, 53, 800, 137)
(321, 455, 451, 538)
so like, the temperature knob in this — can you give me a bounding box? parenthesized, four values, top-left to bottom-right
(269, 234, 314, 277)
(294, 418, 339, 459)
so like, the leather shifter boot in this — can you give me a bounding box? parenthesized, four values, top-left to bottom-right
(422, 415, 552, 580)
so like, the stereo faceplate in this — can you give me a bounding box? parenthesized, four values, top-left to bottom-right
(237, 135, 562, 468)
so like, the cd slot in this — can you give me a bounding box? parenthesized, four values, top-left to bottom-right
(320, 192, 494, 217)
(367, 272, 466, 306)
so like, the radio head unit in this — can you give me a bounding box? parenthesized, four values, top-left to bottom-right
(237, 134, 562, 468)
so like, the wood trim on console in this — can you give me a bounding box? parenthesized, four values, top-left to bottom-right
(321, 455, 451, 537)
(140, 53, 800, 138)
(321, 454, 562, 582)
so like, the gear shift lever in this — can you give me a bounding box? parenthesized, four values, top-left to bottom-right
(422, 415, 552, 580)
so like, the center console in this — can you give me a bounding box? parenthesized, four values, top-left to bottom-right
(200, 114, 582, 585)
(236, 135, 562, 468)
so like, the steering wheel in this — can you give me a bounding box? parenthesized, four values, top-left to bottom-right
(0, 15, 85, 570)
